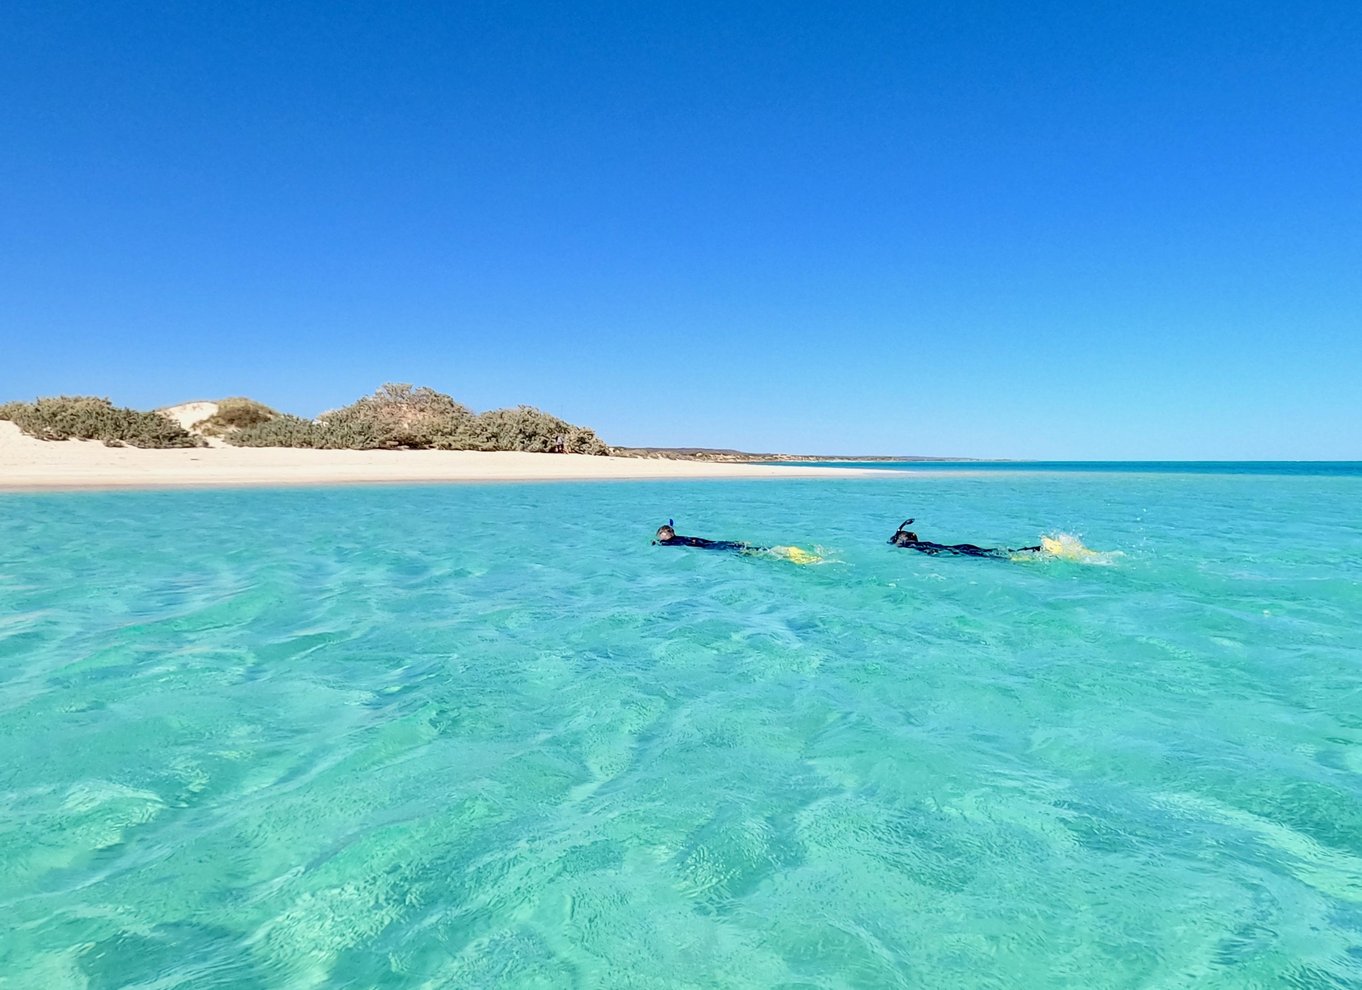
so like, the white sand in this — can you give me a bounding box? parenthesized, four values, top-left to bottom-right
(0, 422, 867, 490)
(159, 401, 220, 433)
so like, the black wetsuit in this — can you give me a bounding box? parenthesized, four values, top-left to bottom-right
(893, 539, 1027, 559)
(890, 532, 1041, 558)
(655, 535, 765, 554)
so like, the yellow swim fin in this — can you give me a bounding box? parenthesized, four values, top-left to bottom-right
(1041, 535, 1098, 560)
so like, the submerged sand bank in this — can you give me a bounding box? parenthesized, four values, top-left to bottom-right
(0, 423, 868, 490)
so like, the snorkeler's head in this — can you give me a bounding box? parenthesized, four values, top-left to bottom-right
(655, 524, 676, 542)
(889, 518, 918, 545)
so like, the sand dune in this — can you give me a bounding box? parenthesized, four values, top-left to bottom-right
(0, 422, 866, 490)
(158, 401, 220, 433)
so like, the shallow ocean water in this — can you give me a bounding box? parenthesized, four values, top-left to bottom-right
(2, 470, 1361, 988)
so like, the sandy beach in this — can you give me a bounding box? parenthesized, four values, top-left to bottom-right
(0, 422, 865, 490)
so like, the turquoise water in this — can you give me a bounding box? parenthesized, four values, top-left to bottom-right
(770, 461, 1362, 477)
(3, 473, 1361, 988)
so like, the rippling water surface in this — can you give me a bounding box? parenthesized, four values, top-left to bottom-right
(3, 472, 1361, 988)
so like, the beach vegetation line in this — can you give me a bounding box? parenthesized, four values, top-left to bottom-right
(0, 396, 202, 448)
(228, 383, 610, 454)
(1, 384, 611, 455)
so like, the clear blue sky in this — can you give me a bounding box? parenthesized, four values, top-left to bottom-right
(4, 1, 1359, 458)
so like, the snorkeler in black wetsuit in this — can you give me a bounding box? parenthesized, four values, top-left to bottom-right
(653, 522, 766, 554)
(887, 519, 1042, 559)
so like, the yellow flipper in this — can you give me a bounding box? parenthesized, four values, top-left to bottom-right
(1041, 534, 1099, 560)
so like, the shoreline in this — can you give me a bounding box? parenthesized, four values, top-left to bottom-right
(0, 423, 874, 492)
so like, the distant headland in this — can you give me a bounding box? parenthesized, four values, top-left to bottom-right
(612, 448, 980, 463)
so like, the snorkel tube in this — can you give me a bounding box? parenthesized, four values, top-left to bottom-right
(889, 518, 916, 544)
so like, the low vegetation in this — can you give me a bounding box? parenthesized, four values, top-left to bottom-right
(317, 383, 477, 449)
(229, 383, 611, 454)
(0, 396, 201, 448)
(465, 405, 610, 454)
(195, 397, 279, 435)
(222, 413, 327, 448)
(2, 384, 611, 454)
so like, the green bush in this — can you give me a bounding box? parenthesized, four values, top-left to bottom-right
(226, 414, 326, 448)
(0, 396, 201, 448)
(197, 397, 279, 434)
(465, 406, 610, 454)
(563, 426, 611, 456)
(318, 383, 477, 449)
(220, 383, 611, 454)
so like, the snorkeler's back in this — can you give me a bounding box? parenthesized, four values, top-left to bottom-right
(887, 518, 1041, 559)
(653, 522, 761, 554)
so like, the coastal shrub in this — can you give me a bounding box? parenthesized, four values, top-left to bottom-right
(0, 396, 201, 448)
(563, 426, 611, 456)
(226, 414, 326, 448)
(466, 406, 611, 454)
(319, 383, 477, 449)
(223, 384, 611, 454)
(197, 397, 279, 434)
